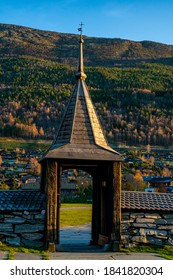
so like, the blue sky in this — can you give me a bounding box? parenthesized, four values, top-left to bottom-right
(0, 0, 173, 44)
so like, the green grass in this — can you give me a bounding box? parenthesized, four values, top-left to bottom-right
(0, 243, 50, 260)
(0, 138, 50, 150)
(60, 203, 92, 227)
(61, 203, 91, 208)
(121, 245, 173, 260)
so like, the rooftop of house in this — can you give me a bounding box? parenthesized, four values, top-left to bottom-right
(143, 176, 173, 183)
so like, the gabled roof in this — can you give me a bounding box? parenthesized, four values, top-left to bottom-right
(41, 30, 122, 162)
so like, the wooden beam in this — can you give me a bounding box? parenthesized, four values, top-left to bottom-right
(91, 167, 100, 244)
(112, 162, 121, 251)
(46, 159, 58, 250)
(40, 160, 47, 193)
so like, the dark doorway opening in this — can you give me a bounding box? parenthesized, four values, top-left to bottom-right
(59, 168, 93, 252)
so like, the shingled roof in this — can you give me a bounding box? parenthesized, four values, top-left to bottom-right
(0, 191, 45, 211)
(122, 191, 173, 211)
(41, 31, 122, 162)
(0, 190, 173, 212)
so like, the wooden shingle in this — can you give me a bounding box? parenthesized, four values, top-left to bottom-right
(41, 34, 122, 162)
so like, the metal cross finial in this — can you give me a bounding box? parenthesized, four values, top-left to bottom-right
(78, 22, 84, 35)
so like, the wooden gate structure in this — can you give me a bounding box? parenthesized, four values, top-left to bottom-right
(40, 28, 123, 251)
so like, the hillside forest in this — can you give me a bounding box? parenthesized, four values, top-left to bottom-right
(0, 24, 173, 146)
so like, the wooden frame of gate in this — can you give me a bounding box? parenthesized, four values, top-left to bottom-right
(41, 158, 121, 252)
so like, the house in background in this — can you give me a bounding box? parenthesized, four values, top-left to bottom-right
(143, 176, 173, 192)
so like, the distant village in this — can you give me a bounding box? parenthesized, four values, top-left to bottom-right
(0, 147, 92, 202)
(0, 145, 173, 199)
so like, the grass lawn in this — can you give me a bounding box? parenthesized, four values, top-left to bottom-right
(60, 203, 92, 227)
(122, 245, 173, 260)
(0, 137, 50, 150)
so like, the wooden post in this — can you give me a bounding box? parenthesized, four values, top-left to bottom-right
(46, 159, 58, 251)
(91, 167, 100, 244)
(100, 165, 107, 236)
(40, 160, 47, 193)
(111, 161, 121, 251)
(56, 164, 61, 244)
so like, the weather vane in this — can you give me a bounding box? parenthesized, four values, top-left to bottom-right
(78, 22, 84, 35)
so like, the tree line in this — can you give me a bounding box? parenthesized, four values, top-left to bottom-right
(0, 56, 173, 145)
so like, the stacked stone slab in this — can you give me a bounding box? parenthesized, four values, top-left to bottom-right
(121, 211, 173, 247)
(0, 210, 45, 247)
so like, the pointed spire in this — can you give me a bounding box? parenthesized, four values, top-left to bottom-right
(75, 22, 87, 80)
(40, 23, 122, 162)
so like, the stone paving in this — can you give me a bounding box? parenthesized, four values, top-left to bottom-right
(0, 251, 167, 260)
(0, 251, 8, 260)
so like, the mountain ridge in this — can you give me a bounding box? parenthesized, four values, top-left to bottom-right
(1, 23, 173, 67)
(0, 23, 173, 146)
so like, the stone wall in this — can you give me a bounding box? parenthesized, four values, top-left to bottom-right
(1, 208, 173, 249)
(0, 210, 46, 248)
(121, 211, 173, 247)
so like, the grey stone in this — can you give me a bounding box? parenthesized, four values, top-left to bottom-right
(0, 215, 4, 219)
(12, 212, 23, 216)
(121, 235, 130, 241)
(34, 214, 45, 220)
(27, 220, 37, 225)
(156, 219, 167, 225)
(121, 223, 130, 230)
(139, 228, 155, 236)
(122, 219, 134, 223)
(0, 223, 13, 231)
(23, 214, 34, 220)
(4, 215, 13, 218)
(21, 233, 44, 241)
(21, 238, 44, 248)
(133, 223, 156, 228)
(157, 236, 167, 240)
(163, 214, 173, 219)
(129, 229, 138, 234)
(147, 237, 163, 245)
(121, 229, 130, 234)
(121, 220, 130, 224)
(139, 228, 167, 237)
(165, 237, 173, 245)
(165, 219, 173, 225)
(144, 213, 161, 219)
(0, 231, 17, 237)
(24, 211, 30, 215)
(122, 213, 130, 218)
(136, 218, 155, 223)
(158, 225, 173, 230)
(15, 223, 45, 233)
(130, 213, 144, 218)
(155, 230, 167, 237)
(4, 217, 26, 224)
(131, 236, 147, 243)
(124, 243, 133, 248)
(6, 237, 20, 246)
(41, 210, 46, 215)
